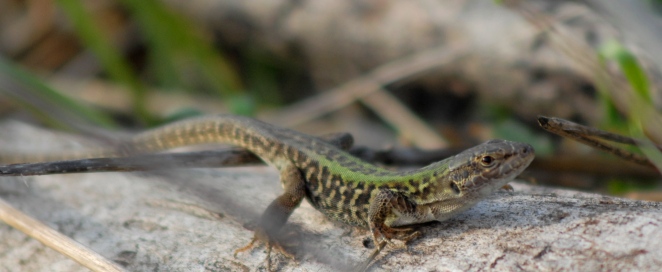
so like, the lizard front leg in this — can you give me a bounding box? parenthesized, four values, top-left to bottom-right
(367, 188, 421, 248)
(357, 189, 421, 271)
(234, 164, 306, 269)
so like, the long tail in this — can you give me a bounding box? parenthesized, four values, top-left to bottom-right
(0, 115, 254, 164)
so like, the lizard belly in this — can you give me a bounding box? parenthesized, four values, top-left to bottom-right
(389, 205, 437, 227)
(389, 198, 482, 227)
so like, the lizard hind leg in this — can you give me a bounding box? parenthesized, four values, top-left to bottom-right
(233, 164, 306, 270)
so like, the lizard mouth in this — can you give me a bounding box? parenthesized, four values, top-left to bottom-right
(491, 146, 534, 188)
(495, 145, 534, 183)
(503, 145, 535, 177)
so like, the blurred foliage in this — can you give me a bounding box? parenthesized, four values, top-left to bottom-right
(599, 40, 652, 104)
(0, 56, 118, 129)
(493, 118, 554, 156)
(479, 104, 553, 156)
(116, 0, 249, 112)
(607, 177, 657, 195)
(597, 39, 662, 190)
(596, 42, 652, 132)
(160, 107, 205, 124)
(243, 47, 287, 106)
(3, 0, 259, 128)
(58, 0, 153, 125)
(598, 40, 662, 165)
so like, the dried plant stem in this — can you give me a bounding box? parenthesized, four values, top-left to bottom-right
(538, 116, 659, 169)
(264, 46, 467, 148)
(0, 198, 126, 272)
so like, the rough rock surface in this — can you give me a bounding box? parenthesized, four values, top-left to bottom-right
(0, 122, 661, 271)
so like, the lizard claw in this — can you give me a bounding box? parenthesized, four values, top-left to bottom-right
(357, 226, 421, 271)
(233, 227, 296, 271)
(372, 226, 420, 249)
(500, 183, 514, 191)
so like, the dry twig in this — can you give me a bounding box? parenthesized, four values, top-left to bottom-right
(538, 115, 659, 169)
(265, 46, 468, 148)
(0, 198, 126, 272)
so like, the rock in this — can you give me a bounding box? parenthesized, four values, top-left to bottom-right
(0, 122, 661, 271)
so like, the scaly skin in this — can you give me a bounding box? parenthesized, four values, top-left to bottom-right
(1, 115, 535, 268)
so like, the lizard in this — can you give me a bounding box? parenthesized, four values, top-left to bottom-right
(1, 114, 535, 269)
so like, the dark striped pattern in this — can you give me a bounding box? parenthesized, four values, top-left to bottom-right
(2, 115, 535, 230)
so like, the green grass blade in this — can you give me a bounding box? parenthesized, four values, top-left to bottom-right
(57, 0, 154, 125)
(599, 40, 652, 104)
(118, 0, 251, 114)
(599, 39, 662, 171)
(0, 56, 117, 129)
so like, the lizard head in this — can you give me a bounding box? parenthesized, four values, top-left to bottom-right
(446, 139, 535, 198)
(389, 139, 534, 225)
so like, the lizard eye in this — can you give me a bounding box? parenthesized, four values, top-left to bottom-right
(480, 155, 495, 167)
(450, 182, 461, 194)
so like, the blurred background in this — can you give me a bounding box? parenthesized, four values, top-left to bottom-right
(0, 0, 661, 198)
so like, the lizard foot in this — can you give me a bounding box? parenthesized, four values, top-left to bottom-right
(388, 227, 421, 247)
(372, 226, 421, 250)
(233, 228, 296, 271)
(354, 226, 422, 271)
